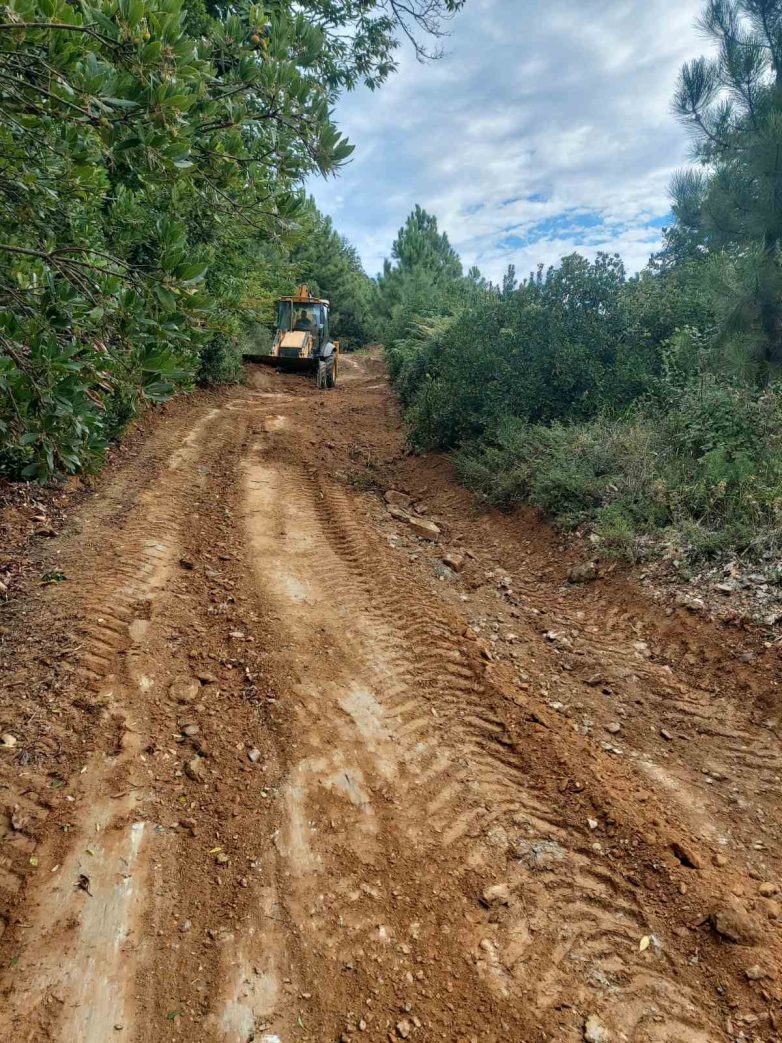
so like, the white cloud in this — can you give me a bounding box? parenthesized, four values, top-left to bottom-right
(310, 0, 705, 281)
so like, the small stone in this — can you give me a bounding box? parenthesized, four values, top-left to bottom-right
(675, 592, 706, 612)
(406, 515, 440, 540)
(711, 904, 761, 946)
(481, 883, 511, 907)
(584, 1014, 609, 1042)
(442, 551, 465, 572)
(180, 723, 200, 738)
(184, 756, 206, 783)
(568, 561, 598, 584)
(215, 852, 229, 865)
(169, 678, 200, 704)
(396, 1019, 412, 1039)
(745, 964, 769, 981)
(761, 898, 780, 920)
(384, 490, 411, 508)
(660, 728, 673, 741)
(606, 722, 621, 734)
(179, 558, 195, 570)
(195, 671, 217, 684)
(759, 881, 779, 897)
(247, 748, 262, 764)
(0, 733, 18, 749)
(179, 920, 192, 933)
(713, 853, 729, 868)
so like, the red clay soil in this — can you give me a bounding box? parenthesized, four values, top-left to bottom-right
(0, 351, 780, 1043)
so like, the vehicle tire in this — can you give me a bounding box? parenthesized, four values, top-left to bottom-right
(317, 356, 335, 390)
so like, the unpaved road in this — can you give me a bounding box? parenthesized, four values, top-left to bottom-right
(0, 353, 781, 1042)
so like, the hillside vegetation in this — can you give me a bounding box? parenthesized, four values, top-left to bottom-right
(0, 0, 460, 479)
(381, 0, 782, 563)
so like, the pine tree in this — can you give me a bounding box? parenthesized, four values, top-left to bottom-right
(673, 0, 782, 374)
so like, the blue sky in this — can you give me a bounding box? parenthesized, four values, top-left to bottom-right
(309, 0, 704, 281)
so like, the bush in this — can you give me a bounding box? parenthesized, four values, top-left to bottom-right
(198, 333, 242, 386)
(454, 379, 782, 560)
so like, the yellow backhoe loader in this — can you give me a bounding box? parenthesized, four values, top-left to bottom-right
(251, 285, 339, 389)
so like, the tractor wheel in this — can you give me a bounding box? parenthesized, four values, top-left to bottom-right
(317, 356, 335, 390)
(327, 355, 337, 388)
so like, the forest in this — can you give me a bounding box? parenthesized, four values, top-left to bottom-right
(381, 2, 782, 562)
(2, 0, 782, 563)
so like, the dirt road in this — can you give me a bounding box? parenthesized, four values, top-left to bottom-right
(0, 352, 781, 1042)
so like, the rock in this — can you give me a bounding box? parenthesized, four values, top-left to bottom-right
(545, 630, 573, 650)
(406, 514, 441, 541)
(387, 501, 441, 539)
(179, 919, 192, 933)
(396, 1020, 412, 1039)
(761, 898, 781, 921)
(759, 881, 779, 897)
(716, 582, 734, 594)
(675, 592, 706, 612)
(180, 722, 200, 738)
(386, 503, 410, 523)
(713, 853, 729, 868)
(568, 561, 598, 584)
(215, 851, 229, 865)
(247, 747, 262, 764)
(0, 733, 18, 749)
(481, 883, 511, 907)
(170, 678, 200, 704)
(745, 964, 770, 981)
(442, 551, 465, 572)
(584, 1015, 609, 1042)
(184, 756, 207, 783)
(606, 722, 621, 734)
(384, 490, 412, 509)
(670, 841, 701, 869)
(179, 558, 195, 570)
(195, 670, 217, 684)
(660, 728, 673, 741)
(710, 905, 761, 945)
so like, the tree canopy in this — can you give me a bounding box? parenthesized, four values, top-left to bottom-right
(673, 0, 782, 375)
(0, 0, 462, 478)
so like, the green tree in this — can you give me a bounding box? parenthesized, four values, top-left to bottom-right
(378, 204, 463, 343)
(673, 0, 782, 376)
(289, 202, 378, 347)
(0, 0, 467, 478)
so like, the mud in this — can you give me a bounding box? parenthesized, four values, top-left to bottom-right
(0, 352, 780, 1042)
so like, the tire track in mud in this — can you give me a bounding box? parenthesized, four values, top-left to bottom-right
(452, 516, 782, 866)
(0, 402, 252, 1042)
(242, 436, 724, 1043)
(2, 358, 778, 1042)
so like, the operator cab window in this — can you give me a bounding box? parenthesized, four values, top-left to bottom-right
(293, 304, 323, 331)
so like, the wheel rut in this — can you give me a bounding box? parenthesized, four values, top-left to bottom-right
(0, 354, 779, 1042)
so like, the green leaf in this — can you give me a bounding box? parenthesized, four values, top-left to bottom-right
(175, 263, 208, 285)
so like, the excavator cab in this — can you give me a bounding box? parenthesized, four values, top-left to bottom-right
(263, 286, 339, 389)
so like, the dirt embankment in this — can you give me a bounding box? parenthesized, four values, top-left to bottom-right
(0, 351, 780, 1043)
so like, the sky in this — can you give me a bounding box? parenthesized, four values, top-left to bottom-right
(309, 0, 705, 282)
